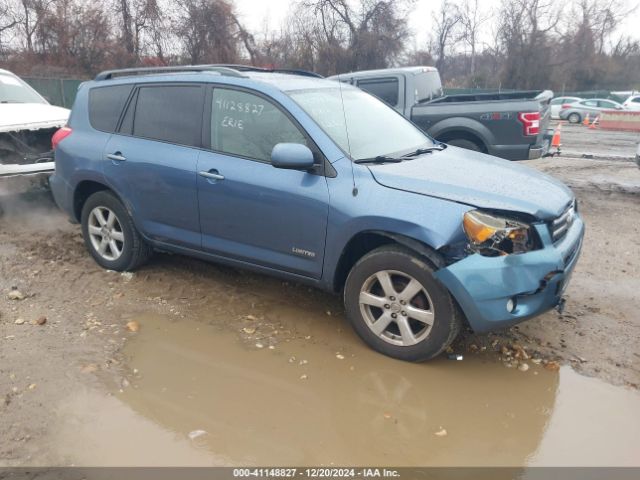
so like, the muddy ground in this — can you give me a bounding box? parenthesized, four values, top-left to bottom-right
(0, 124, 639, 467)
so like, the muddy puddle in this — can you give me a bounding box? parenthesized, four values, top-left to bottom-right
(52, 314, 640, 467)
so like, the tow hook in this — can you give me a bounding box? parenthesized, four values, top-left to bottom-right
(556, 297, 566, 314)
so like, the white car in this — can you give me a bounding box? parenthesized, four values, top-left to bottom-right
(550, 96, 582, 119)
(622, 94, 640, 111)
(0, 69, 70, 177)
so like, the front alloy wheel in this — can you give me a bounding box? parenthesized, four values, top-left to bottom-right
(359, 270, 435, 347)
(344, 245, 462, 362)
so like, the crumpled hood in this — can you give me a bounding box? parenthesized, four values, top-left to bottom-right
(368, 146, 573, 220)
(0, 103, 69, 133)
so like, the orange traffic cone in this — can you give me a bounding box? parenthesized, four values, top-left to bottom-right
(589, 115, 599, 129)
(551, 123, 562, 148)
(582, 113, 590, 126)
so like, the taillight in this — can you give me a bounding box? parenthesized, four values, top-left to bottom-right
(52, 126, 72, 150)
(560, 104, 572, 109)
(517, 112, 540, 136)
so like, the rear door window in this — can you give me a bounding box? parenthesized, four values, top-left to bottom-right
(357, 78, 400, 106)
(89, 84, 134, 133)
(583, 100, 598, 107)
(210, 88, 307, 162)
(130, 85, 204, 147)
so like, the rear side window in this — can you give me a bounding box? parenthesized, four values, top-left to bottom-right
(131, 85, 203, 147)
(89, 85, 133, 132)
(357, 78, 399, 106)
(632, 97, 640, 103)
(583, 100, 597, 107)
(210, 88, 306, 162)
(414, 71, 443, 102)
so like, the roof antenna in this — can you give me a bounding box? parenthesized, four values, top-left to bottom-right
(337, 75, 358, 196)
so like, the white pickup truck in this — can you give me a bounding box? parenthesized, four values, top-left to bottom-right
(0, 69, 69, 177)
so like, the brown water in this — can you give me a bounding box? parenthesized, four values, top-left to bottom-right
(51, 313, 640, 467)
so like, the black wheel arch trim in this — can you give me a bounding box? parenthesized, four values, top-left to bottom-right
(368, 230, 447, 269)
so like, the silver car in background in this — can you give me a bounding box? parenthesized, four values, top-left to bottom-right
(550, 96, 581, 119)
(559, 98, 625, 123)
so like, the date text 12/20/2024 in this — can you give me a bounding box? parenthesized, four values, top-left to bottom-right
(233, 469, 401, 478)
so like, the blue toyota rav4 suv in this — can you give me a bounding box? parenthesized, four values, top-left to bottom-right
(50, 65, 584, 361)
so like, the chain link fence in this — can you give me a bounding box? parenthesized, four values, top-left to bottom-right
(22, 77, 84, 108)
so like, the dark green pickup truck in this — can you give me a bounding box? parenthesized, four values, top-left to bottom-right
(329, 66, 553, 161)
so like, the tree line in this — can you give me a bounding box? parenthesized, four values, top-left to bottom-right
(0, 0, 638, 91)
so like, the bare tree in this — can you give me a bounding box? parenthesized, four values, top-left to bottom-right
(142, 0, 170, 62)
(35, 0, 112, 74)
(19, 0, 55, 53)
(458, 0, 492, 81)
(0, 0, 21, 56)
(174, 0, 244, 64)
(430, 0, 461, 78)
(496, 0, 561, 89)
(0, 1, 20, 35)
(111, 0, 165, 62)
(286, 0, 412, 74)
(570, 0, 635, 55)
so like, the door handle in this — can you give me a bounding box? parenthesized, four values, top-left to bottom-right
(198, 170, 225, 181)
(107, 152, 126, 162)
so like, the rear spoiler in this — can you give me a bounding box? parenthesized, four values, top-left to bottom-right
(0, 162, 54, 177)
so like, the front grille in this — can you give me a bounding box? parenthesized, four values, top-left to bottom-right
(550, 200, 576, 242)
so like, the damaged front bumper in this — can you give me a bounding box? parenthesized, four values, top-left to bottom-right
(435, 216, 584, 333)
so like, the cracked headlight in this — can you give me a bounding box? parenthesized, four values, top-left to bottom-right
(463, 210, 535, 256)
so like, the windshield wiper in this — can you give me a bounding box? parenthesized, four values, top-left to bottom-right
(354, 155, 404, 164)
(401, 145, 447, 158)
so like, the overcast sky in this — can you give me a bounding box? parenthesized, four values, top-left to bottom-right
(234, 0, 640, 52)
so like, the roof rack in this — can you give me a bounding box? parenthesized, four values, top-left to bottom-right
(94, 64, 324, 82)
(212, 64, 323, 78)
(94, 65, 246, 81)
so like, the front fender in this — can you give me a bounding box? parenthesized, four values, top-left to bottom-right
(321, 163, 473, 290)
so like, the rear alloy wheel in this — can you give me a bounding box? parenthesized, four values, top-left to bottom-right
(567, 112, 581, 124)
(81, 191, 152, 271)
(87, 206, 125, 261)
(344, 245, 462, 361)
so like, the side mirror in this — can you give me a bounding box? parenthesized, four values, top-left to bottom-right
(271, 143, 314, 170)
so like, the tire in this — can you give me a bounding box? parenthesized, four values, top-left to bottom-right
(344, 245, 462, 362)
(567, 112, 581, 124)
(445, 138, 482, 151)
(80, 190, 152, 271)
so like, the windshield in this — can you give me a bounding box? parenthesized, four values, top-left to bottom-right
(289, 87, 433, 160)
(0, 73, 47, 104)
